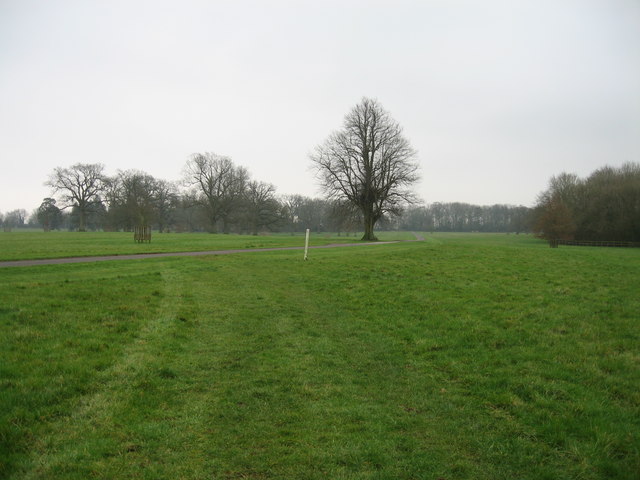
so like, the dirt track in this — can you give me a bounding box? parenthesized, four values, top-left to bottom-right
(0, 241, 401, 268)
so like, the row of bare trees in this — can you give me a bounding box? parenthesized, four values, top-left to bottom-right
(0, 209, 29, 230)
(24, 156, 368, 234)
(532, 163, 640, 242)
(38, 159, 281, 234)
(6, 154, 532, 235)
(182, 153, 283, 234)
(4, 194, 534, 235)
(5, 98, 634, 240)
(399, 203, 530, 233)
(23, 98, 421, 238)
(32, 98, 640, 240)
(4, 98, 420, 237)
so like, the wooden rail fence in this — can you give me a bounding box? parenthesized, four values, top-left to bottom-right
(553, 239, 639, 248)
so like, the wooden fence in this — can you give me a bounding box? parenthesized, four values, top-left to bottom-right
(134, 226, 151, 243)
(555, 240, 639, 248)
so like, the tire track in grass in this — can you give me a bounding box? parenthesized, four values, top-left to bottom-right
(161, 250, 453, 478)
(21, 267, 189, 478)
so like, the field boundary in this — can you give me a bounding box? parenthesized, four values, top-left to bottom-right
(558, 240, 640, 248)
(0, 241, 402, 268)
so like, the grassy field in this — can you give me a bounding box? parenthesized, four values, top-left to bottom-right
(0, 231, 419, 262)
(0, 232, 638, 479)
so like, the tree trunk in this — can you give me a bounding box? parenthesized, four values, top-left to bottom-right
(78, 208, 87, 232)
(361, 209, 378, 241)
(208, 212, 220, 233)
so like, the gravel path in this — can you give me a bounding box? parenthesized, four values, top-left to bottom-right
(0, 241, 401, 268)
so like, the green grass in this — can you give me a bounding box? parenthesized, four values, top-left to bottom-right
(0, 233, 638, 478)
(0, 231, 398, 262)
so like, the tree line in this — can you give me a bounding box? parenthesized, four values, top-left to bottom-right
(5, 156, 636, 239)
(532, 162, 640, 242)
(0, 98, 532, 237)
(3, 99, 634, 239)
(28, 158, 319, 234)
(398, 203, 530, 233)
(0, 157, 363, 234)
(0, 156, 531, 235)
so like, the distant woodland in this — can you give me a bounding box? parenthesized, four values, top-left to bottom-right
(0, 157, 529, 235)
(532, 163, 640, 242)
(1, 161, 638, 242)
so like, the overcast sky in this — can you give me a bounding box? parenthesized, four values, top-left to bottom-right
(1, 0, 639, 214)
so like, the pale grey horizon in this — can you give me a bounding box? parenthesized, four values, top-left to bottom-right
(1, 0, 639, 214)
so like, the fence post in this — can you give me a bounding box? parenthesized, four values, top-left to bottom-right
(304, 229, 310, 260)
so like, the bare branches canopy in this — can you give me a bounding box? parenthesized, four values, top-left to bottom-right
(183, 152, 249, 233)
(311, 97, 420, 241)
(45, 163, 107, 231)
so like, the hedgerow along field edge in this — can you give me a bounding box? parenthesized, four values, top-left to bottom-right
(0, 233, 638, 478)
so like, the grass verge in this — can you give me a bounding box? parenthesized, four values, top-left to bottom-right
(0, 231, 402, 262)
(0, 234, 638, 478)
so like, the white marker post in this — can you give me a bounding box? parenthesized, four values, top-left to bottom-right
(304, 228, 310, 260)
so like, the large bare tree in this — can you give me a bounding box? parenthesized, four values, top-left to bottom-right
(114, 170, 160, 230)
(311, 98, 420, 240)
(46, 163, 106, 231)
(183, 153, 248, 232)
(244, 180, 281, 235)
(154, 179, 179, 233)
